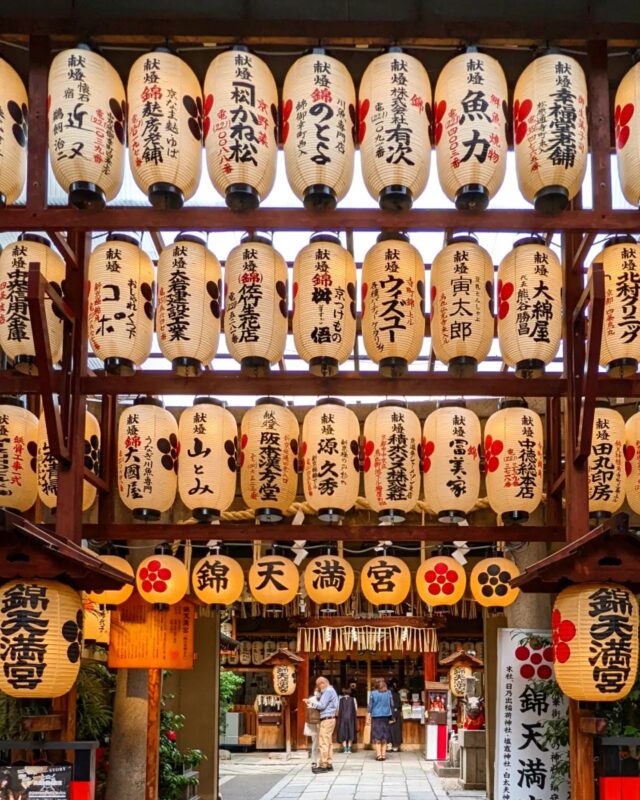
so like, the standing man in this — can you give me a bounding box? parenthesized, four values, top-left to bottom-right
(312, 676, 338, 774)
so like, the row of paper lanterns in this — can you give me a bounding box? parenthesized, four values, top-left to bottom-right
(0, 46, 639, 213)
(7, 231, 640, 379)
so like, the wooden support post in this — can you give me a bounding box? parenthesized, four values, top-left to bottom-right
(587, 40, 612, 213)
(423, 651, 437, 683)
(145, 669, 162, 800)
(26, 35, 49, 211)
(212, 609, 221, 800)
(296, 654, 310, 747)
(284, 697, 292, 755)
(569, 700, 595, 800)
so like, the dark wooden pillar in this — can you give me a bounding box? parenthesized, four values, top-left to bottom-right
(296, 653, 310, 747)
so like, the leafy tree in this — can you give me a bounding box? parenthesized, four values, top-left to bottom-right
(159, 686, 204, 800)
(219, 670, 244, 736)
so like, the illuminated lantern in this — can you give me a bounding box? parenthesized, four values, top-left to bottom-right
(178, 397, 237, 521)
(615, 61, 640, 207)
(363, 401, 421, 523)
(248, 554, 299, 606)
(48, 46, 126, 209)
(82, 595, 111, 647)
(37, 410, 100, 512)
(292, 233, 357, 376)
(192, 553, 244, 607)
(301, 398, 360, 522)
(470, 557, 520, 608)
(593, 235, 640, 377)
(304, 554, 354, 611)
(359, 48, 431, 210)
(553, 582, 639, 702)
(0, 58, 28, 206)
(361, 232, 426, 377)
(204, 47, 278, 210)
(422, 403, 481, 523)
(0, 397, 37, 512)
(589, 400, 625, 520)
(86, 555, 134, 607)
(434, 48, 508, 210)
(240, 398, 299, 523)
(117, 397, 178, 520)
(224, 233, 288, 376)
(625, 408, 640, 514)
(514, 52, 588, 213)
(88, 234, 155, 376)
(273, 664, 297, 696)
(0, 579, 82, 698)
(416, 556, 467, 607)
(136, 552, 188, 607)
(497, 236, 563, 377)
(127, 50, 202, 209)
(282, 49, 356, 209)
(484, 399, 543, 523)
(449, 665, 473, 697)
(157, 234, 221, 375)
(430, 235, 494, 375)
(0, 234, 65, 374)
(360, 555, 411, 612)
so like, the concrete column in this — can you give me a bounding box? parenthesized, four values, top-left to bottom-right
(506, 541, 552, 630)
(105, 669, 149, 800)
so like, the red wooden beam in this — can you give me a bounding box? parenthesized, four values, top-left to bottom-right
(26, 35, 49, 211)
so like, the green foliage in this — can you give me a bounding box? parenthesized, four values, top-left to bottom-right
(159, 684, 204, 800)
(75, 660, 116, 744)
(0, 694, 50, 741)
(219, 670, 244, 735)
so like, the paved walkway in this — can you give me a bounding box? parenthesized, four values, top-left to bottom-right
(220, 750, 486, 800)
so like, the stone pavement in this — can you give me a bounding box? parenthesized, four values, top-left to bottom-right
(220, 749, 487, 800)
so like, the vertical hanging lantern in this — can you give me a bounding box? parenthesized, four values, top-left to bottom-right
(484, 399, 544, 524)
(240, 398, 299, 523)
(497, 236, 563, 377)
(88, 233, 155, 375)
(0, 58, 28, 206)
(157, 233, 222, 375)
(117, 397, 178, 520)
(362, 401, 421, 523)
(282, 49, 356, 209)
(127, 49, 202, 209)
(416, 555, 467, 607)
(553, 582, 639, 702)
(0, 579, 82, 698)
(615, 60, 640, 208)
(37, 409, 100, 512)
(292, 233, 357, 377)
(360, 555, 411, 613)
(0, 397, 37, 513)
(136, 550, 189, 607)
(359, 48, 432, 210)
(178, 397, 237, 522)
(273, 664, 297, 696)
(449, 665, 473, 698)
(224, 233, 288, 376)
(192, 553, 244, 607)
(303, 554, 354, 612)
(0, 234, 65, 375)
(248, 554, 299, 606)
(86, 554, 134, 607)
(422, 403, 481, 523)
(625, 408, 640, 515)
(588, 400, 625, 520)
(513, 51, 588, 213)
(301, 399, 360, 522)
(593, 235, 640, 377)
(430, 235, 494, 375)
(204, 47, 278, 211)
(82, 595, 111, 647)
(469, 557, 520, 608)
(48, 46, 126, 210)
(434, 48, 508, 210)
(361, 232, 426, 378)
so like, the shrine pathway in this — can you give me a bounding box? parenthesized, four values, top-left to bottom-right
(219, 750, 487, 800)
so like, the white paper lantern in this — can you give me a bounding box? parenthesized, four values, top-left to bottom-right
(615, 60, 640, 208)
(0, 58, 28, 206)
(625, 407, 640, 516)
(589, 400, 625, 520)
(0, 397, 37, 513)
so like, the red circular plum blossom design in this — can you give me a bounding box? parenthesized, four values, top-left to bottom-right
(139, 559, 173, 595)
(203, 93, 214, 141)
(422, 438, 435, 473)
(299, 440, 307, 472)
(513, 98, 533, 145)
(552, 607, 576, 665)
(423, 561, 460, 597)
(362, 437, 375, 473)
(361, 282, 368, 318)
(624, 444, 635, 477)
(497, 279, 514, 320)
(281, 99, 293, 144)
(356, 98, 369, 144)
(239, 433, 248, 467)
(484, 435, 503, 473)
(433, 100, 446, 145)
(515, 639, 554, 680)
(615, 103, 634, 150)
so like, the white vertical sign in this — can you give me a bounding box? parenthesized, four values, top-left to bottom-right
(495, 628, 570, 800)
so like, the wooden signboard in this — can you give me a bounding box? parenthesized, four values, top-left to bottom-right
(108, 594, 195, 669)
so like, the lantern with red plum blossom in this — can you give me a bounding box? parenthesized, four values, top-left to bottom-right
(0, 58, 28, 206)
(0, 397, 37, 512)
(416, 556, 466, 607)
(615, 60, 640, 208)
(136, 551, 189, 608)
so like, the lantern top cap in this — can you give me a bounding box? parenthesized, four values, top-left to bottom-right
(74, 42, 93, 52)
(256, 396, 286, 408)
(498, 397, 528, 410)
(447, 234, 478, 246)
(231, 44, 250, 52)
(376, 230, 410, 244)
(193, 396, 226, 408)
(533, 46, 564, 59)
(603, 234, 637, 249)
(0, 396, 25, 409)
(316, 397, 346, 407)
(436, 399, 467, 410)
(310, 232, 341, 246)
(153, 45, 172, 54)
(18, 233, 51, 248)
(175, 233, 206, 246)
(106, 232, 139, 247)
(387, 46, 404, 54)
(595, 398, 612, 409)
(241, 231, 273, 246)
(513, 235, 547, 249)
(377, 399, 408, 409)
(132, 396, 164, 408)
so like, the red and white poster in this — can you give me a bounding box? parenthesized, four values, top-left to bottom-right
(495, 628, 569, 800)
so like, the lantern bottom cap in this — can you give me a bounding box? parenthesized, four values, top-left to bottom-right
(0, 193, 6, 209)
(69, 181, 106, 211)
(265, 604, 284, 616)
(317, 507, 345, 523)
(590, 510, 612, 521)
(320, 603, 338, 615)
(379, 357, 408, 378)
(608, 358, 638, 378)
(172, 356, 203, 376)
(132, 508, 162, 521)
(149, 183, 185, 210)
(379, 185, 413, 211)
(13, 355, 37, 375)
(438, 509, 467, 524)
(241, 356, 271, 377)
(193, 506, 221, 522)
(534, 185, 569, 215)
(377, 604, 396, 615)
(501, 510, 529, 525)
(303, 184, 337, 210)
(448, 356, 478, 378)
(515, 358, 546, 378)
(378, 509, 406, 524)
(154, 603, 170, 611)
(309, 356, 339, 377)
(226, 183, 260, 212)
(455, 184, 490, 212)
(256, 507, 285, 523)
(104, 357, 136, 376)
